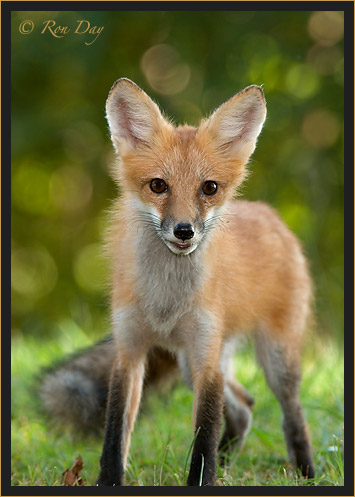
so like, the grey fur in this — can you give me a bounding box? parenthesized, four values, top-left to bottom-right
(39, 338, 115, 432)
(40, 370, 105, 428)
(135, 226, 204, 336)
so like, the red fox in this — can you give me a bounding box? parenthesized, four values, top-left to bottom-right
(41, 78, 314, 486)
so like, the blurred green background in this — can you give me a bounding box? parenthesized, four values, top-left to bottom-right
(11, 10, 344, 342)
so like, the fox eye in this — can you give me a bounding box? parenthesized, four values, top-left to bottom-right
(202, 181, 218, 196)
(150, 178, 168, 194)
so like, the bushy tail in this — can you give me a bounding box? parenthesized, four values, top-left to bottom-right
(40, 336, 177, 434)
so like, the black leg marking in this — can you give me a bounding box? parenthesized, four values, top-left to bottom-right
(282, 409, 315, 479)
(96, 370, 127, 486)
(187, 372, 224, 486)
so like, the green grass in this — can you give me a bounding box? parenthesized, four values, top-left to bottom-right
(11, 323, 344, 486)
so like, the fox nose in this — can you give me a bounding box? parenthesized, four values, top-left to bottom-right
(174, 223, 195, 241)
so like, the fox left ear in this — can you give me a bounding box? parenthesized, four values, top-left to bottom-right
(201, 85, 267, 162)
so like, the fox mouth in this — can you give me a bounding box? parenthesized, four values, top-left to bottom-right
(173, 242, 191, 249)
(164, 239, 197, 255)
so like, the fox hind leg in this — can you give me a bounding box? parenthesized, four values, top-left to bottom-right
(218, 338, 254, 461)
(255, 330, 314, 478)
(218, 379, 254, 464)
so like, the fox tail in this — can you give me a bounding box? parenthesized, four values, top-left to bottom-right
(39, 336, 177, 433)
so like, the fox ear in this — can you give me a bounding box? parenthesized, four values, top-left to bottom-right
(106, 78, 169, 154)
(202, 85, 266, 162)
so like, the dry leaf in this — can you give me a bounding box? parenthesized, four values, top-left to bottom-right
(62, 455, 85, 486)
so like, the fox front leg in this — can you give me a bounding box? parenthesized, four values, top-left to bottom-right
(187, 369, 224, 486)
(97, 357, 145, 486)
(183, 327, 224, 486)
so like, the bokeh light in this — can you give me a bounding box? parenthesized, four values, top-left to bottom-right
(49, 165, 93, 213)
(302, 109, 341, 149)
(11, 247, 58, 301)
(307, 45, 343, 76)
(285, 64, 320, 99)
(140, 44, 190, 95)
(308, 11, 344, 47)
(73, 243, 107, 294)
(12, 162, 51, 215)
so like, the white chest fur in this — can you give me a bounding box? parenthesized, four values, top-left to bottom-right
(135, 230, 203, 335)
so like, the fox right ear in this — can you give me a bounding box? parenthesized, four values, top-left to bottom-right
(106, 78, 169, 154)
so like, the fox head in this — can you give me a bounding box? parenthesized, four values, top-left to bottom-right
(106, 78, 266, 255)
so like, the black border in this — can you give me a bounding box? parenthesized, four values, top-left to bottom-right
(342, 2, 355, 496)
(1, 1, 353, 11)
(3, 1, 354, 496)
